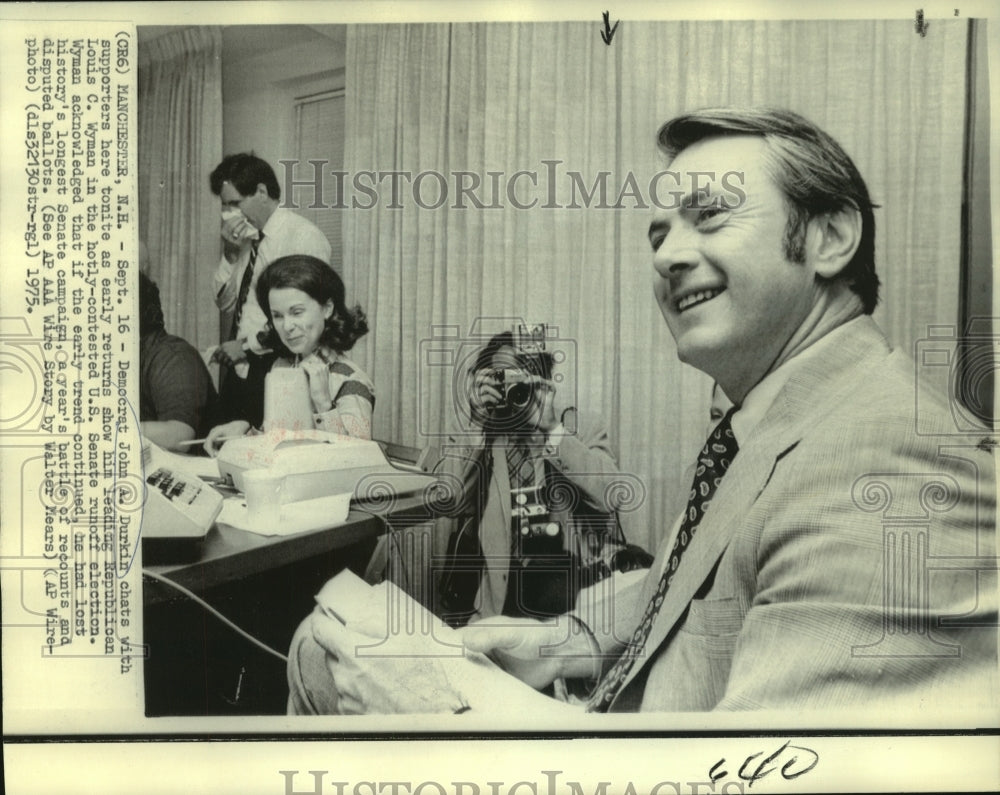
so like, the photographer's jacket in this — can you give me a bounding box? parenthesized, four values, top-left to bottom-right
(436, 411, 627, 622)
(366, 412, 629, 623)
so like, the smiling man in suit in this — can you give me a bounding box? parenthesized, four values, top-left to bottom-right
(289, 108, 997, 716)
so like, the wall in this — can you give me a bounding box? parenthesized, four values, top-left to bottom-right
(221, 25, 346, 167)
(214, 25, 345, 344)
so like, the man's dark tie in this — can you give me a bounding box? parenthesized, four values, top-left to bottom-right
(587, 408, 739, 712)
(230, 233, 262, 340)
(506, 441, 536, 493)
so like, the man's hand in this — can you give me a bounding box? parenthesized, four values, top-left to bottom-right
(469, 368, 503, 427)
(469, 370, 558, 433)
(211, 339, 248, 369)
(220, 212, 255, 244)
(311, 613, 466, 715)
(203, 420, 250, 457)
(141, 419, 196, 453)
(220, 212, 257, 263)
(524, 377, 558, 433)
(462, 616, 592, 690)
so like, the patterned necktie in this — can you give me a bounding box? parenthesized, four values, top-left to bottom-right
(506, 441, 536, 492)
(587, 408, 739, 712)
(230, 232, 263, 340)
(507, 438, 542, 539)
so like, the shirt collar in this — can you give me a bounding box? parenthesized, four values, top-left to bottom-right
(730, 316, 867, 446)
(260, 205, 286, 238)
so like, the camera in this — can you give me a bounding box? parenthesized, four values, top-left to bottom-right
(511, 484, 563, 552)
(493, 368, 536, 414)
(417, 317, 576, 437)
(490, 324, 549, 417)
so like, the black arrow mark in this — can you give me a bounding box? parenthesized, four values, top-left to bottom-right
(601, 11, 620, 45)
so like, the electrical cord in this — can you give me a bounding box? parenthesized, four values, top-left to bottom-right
(142, 568, 289, 664)
(141, 491, 422, 668)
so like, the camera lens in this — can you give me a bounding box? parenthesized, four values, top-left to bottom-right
(508, 381, 534, 408)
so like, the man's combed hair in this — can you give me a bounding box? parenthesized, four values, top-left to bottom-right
(255, 255, 368, 355)
(209, 152, 281, 201)
(657, 107, 880, 314)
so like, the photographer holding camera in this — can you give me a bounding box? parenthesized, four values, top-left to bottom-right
(422, 328, 651, 629)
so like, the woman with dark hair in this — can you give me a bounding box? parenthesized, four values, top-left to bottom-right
(204, 255, 374, 453)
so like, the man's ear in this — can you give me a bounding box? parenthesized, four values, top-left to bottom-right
(808, 206, 862, 279)
(255, 183, 269, 198)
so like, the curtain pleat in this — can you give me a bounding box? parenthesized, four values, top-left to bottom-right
(344, 20, 968, 551)
(138, 27, 223, 349)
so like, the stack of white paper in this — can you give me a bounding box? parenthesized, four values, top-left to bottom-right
(314, 571, 577, 716)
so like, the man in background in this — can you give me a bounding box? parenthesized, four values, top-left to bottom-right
(209, 153, 332, 427)
(139, 271, 218, 452)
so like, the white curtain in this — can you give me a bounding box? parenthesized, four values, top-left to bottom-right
(138, 27, 223, 349)
(616, 19, 969, 548)
(344, 20, 969, 551)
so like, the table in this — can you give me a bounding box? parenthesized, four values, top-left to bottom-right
(141, 472, 439, 715)
(143, 481, 436, 603)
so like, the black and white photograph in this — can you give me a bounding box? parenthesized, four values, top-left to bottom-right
(1, 2, 997, 793)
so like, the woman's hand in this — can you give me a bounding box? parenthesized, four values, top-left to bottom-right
(301, 354, 334, 413)
(203, 420, 251, 457)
